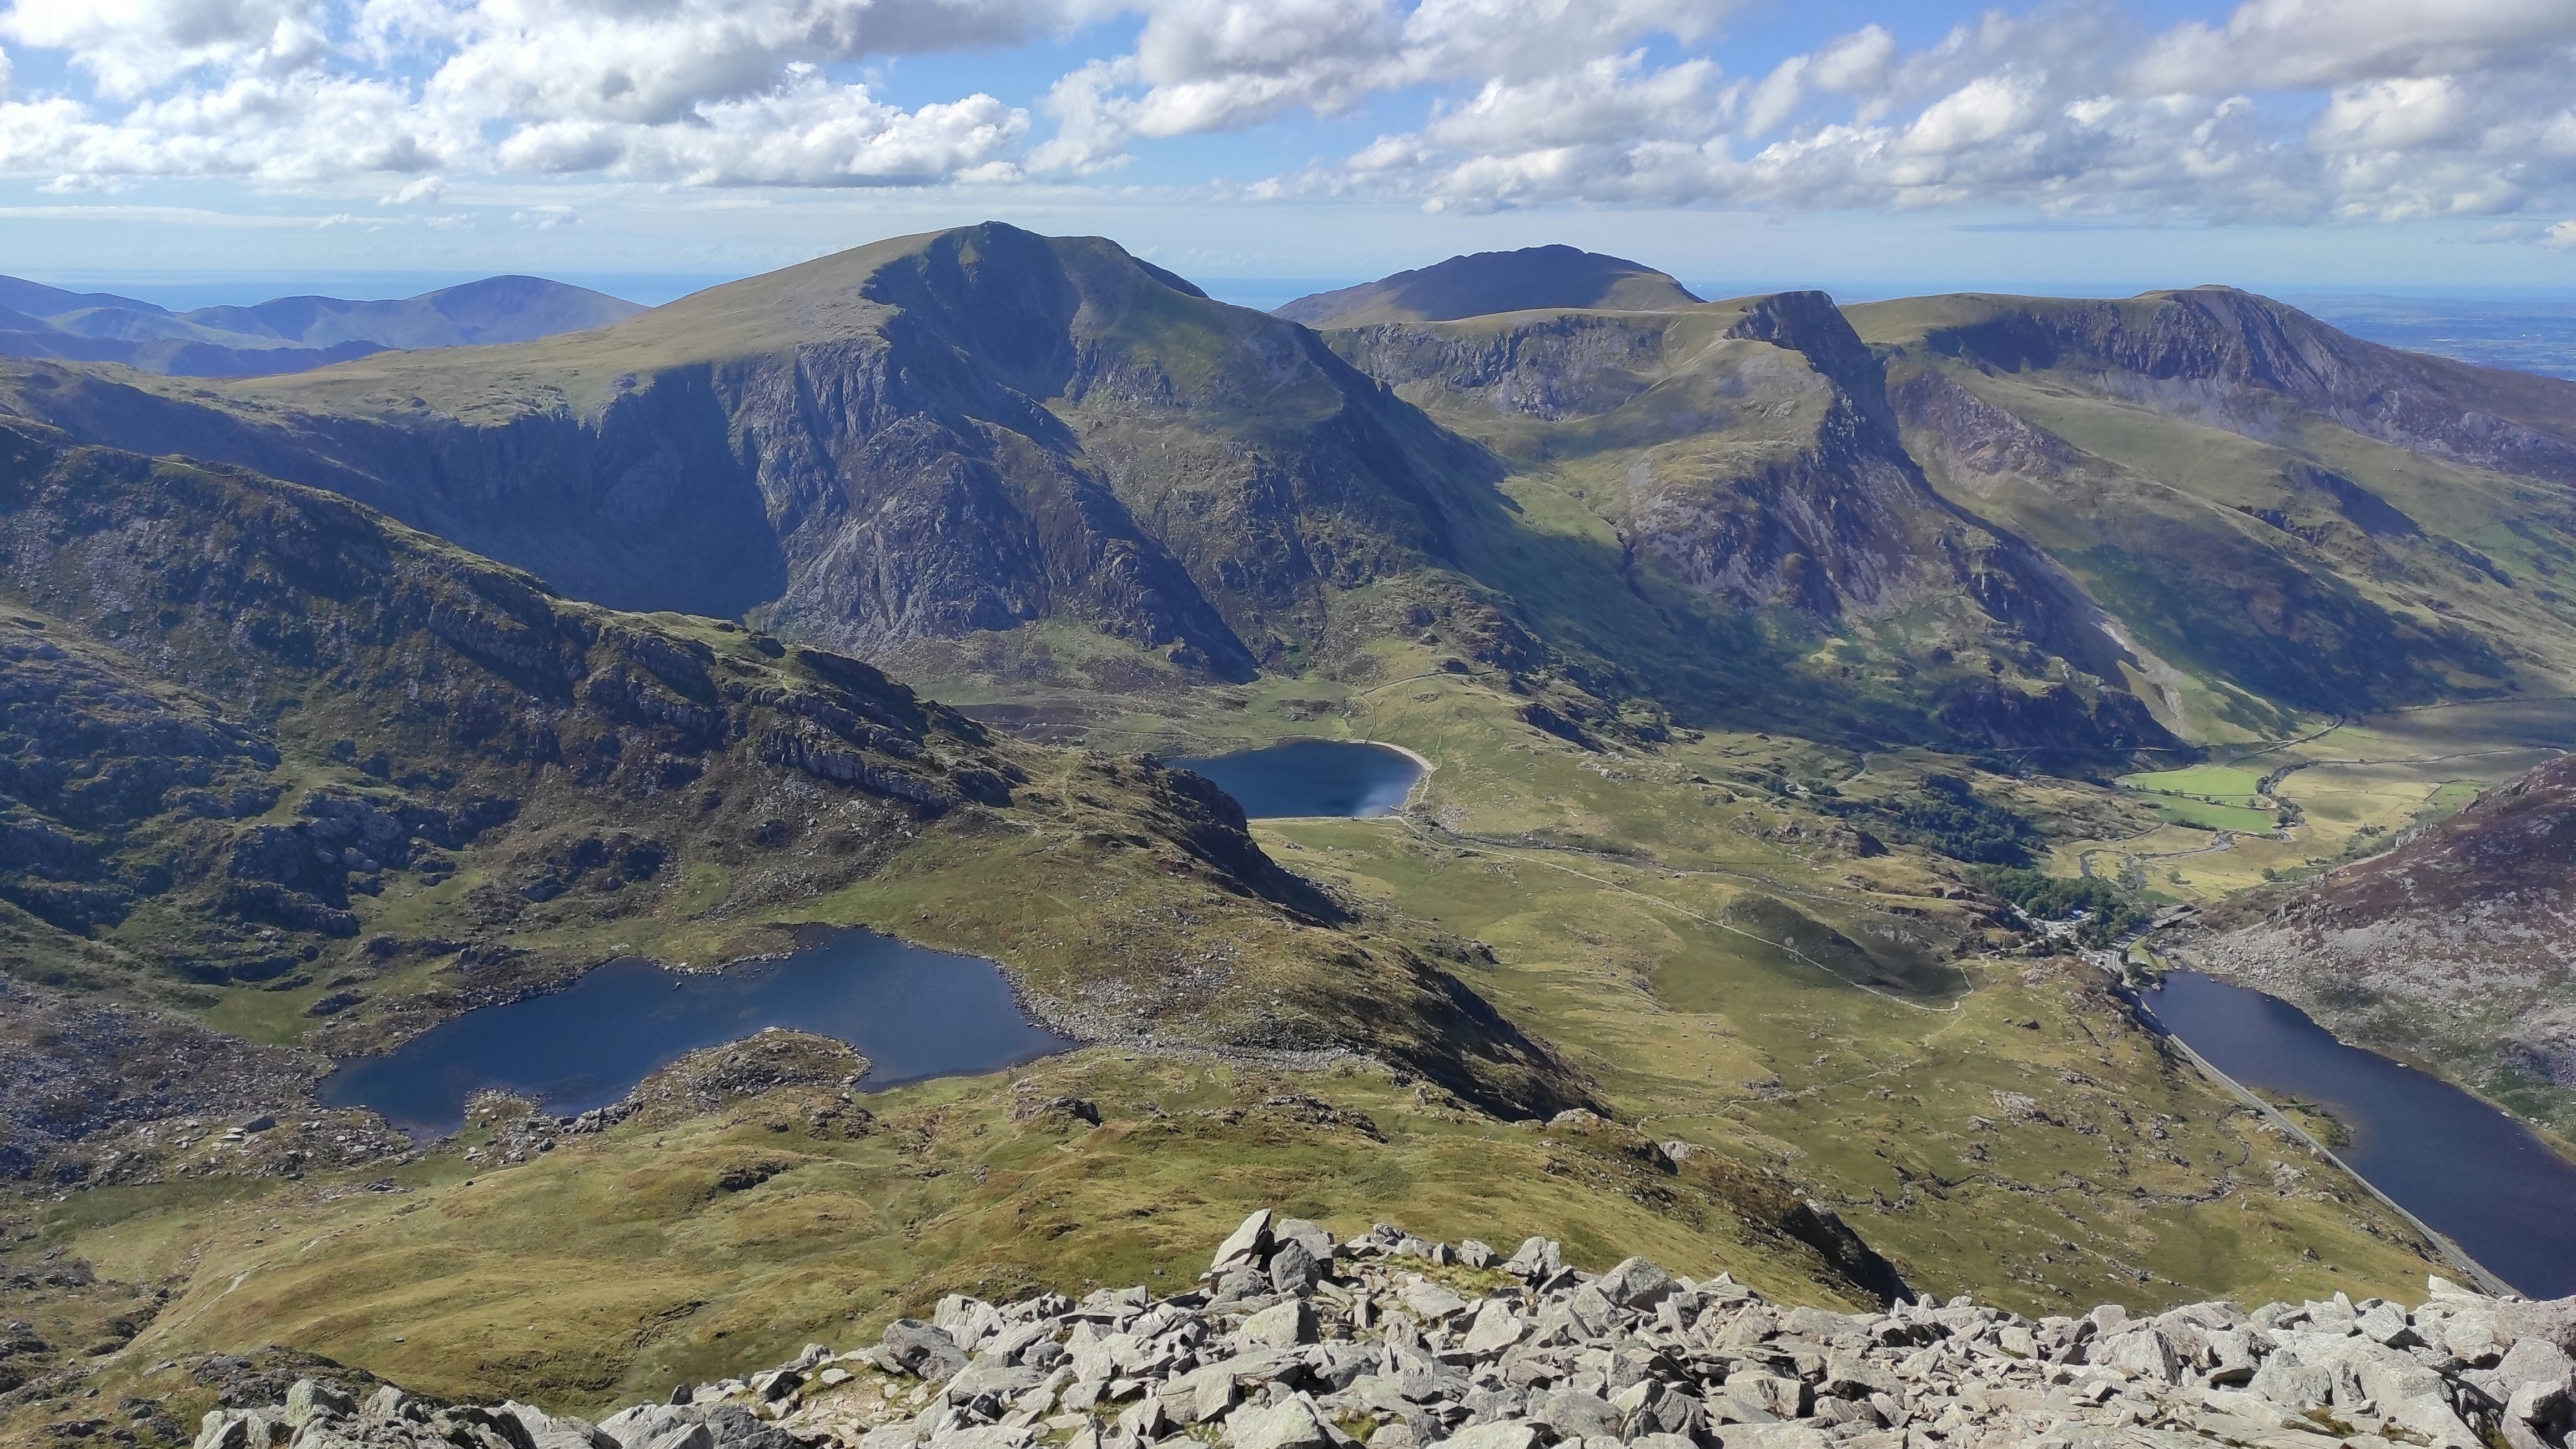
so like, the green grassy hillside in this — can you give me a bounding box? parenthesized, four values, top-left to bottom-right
(0, 418, 1582, 1129)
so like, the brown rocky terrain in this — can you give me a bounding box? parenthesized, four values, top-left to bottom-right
(2192, 752, 2576, 1099)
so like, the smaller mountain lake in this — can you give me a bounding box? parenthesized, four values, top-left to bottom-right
(2139, 970, 2576, 1298)
(320, 931, 1076, 1138)
(1168, 739, 1425, 818)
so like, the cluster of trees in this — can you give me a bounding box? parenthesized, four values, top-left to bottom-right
(1830, 773, 2039, 867)
(1973, 867, 2152, 946)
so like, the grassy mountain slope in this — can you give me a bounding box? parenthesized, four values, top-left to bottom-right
(1854, 289, 2576, 737)
(1284, 264, 2576, 751)
(0, 258, 2510, 1434)
(7, 630, 2464, 1431)
(176, 276, 643, 351)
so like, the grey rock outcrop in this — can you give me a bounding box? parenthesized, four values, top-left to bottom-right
(195, 1219, 2576, 1449)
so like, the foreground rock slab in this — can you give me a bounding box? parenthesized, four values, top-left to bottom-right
(198, 1212, 2576, 1449)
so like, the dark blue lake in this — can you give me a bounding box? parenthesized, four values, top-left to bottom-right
(1169, 739, 1425, 818)
(2140, 970, 2576, 1298)
(320, 931, 1076, 1138)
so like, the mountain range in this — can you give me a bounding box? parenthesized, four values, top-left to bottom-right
(14, 226, 2573, 765)
(0, 274, 643, 378)
(3, 225, 2573, 1435)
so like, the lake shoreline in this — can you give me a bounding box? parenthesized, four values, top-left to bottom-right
(1169, 738, 1426, 820)
(320, 929, 1078, 1138)
(2126, 965, 2576, 1297)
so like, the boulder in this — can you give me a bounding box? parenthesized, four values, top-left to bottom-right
(1226, 1393, 1333, 1449)
(2098, 1327, 2182, 1385)
(1596, 1258, 1679, 1311)
(1723, 1372, 1803, 1421)
(2500, 1299, 2576, 1357)
(2248, 1352, 2334, 1411)
(1211, 1210, 1277, 1277)
(1160, 1363, 1242, 1426)
(597, 1405, 716, 1449)
(2356, 1302, 2416, 1346)
(2384, 1392, 2482, 1449)
(1713, 1425, 1831, 1449)
(284, 1380, 356, 1427)
(1275, 1218, 1336, 1264)
(1397, 1276, 1469, 1321)
(881, 1319, 970, 1381)
(1237, 1299, 1318, 1349)
(496, 1402, 617, 1449)
(935, 1295, 1004, 1353)
(1565, 1283, 1618, 1338)
(1534, 1388, 1622, 1440)
(944, 1360, 1042, 1413)
(1442, 1424, 1542, 1449)
(1272, 1238, 1324, 1296)
(1613, 1380, 1705, 1438)
(2500, 1340, 2576, 1396)
(1461, 1299, 1528, 1356)
(1501, 1239, 1561, 1280)
(1821, 1350, 1900, 1399)
(192, 1415, 258, 1449)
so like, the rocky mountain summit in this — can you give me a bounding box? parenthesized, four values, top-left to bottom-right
(1275, 248, 1705, 328)
(193, 1210, 2576, 1449)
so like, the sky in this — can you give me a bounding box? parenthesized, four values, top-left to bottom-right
(2, 0, 2575, 306)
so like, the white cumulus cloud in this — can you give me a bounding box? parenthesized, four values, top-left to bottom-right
(0, 0, 1051, 188)
(0, 0, 2570, 238)
(1301, 0, 2576, 227)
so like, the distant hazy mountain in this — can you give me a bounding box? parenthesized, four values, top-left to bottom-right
(1275, 244, 1704, 326)
(0, 274, 643, 378)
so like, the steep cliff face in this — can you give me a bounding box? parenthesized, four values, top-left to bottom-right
(0, 225, 1495, 683)
(1865, 293, 2548, 730)
(1334, 293, 2003, 621)
(1321, 287, 2176, 749)
(0, 417, 1018, 980)
(1898, 286, 2576, 482)
(18, 239, 2570, 754)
